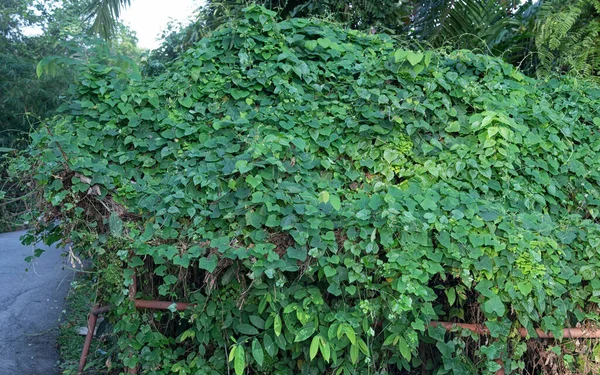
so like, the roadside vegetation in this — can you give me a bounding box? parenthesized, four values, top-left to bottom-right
(2, 1, 600, 374)
(58, 275, 118, 374)
(0, 0, 139, 231)
(12, 5, 600, 374)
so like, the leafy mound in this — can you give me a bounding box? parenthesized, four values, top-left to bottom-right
(20, 5, 600, 374)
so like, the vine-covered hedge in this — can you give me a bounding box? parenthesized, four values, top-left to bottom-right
(17, 5, 600, 374)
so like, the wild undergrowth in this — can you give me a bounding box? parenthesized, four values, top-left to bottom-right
(13, 5, 600, 375)
(58, 275, 118, 375)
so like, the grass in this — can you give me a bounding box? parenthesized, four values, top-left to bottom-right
(57, 274, 119, 375)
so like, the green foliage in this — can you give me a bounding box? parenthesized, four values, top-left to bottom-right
(0, 0, 70, 230)
(261, 0, 410, 33)
(0, 0, 141, 149)
(0, 0, 140, 148)
(411, 0, 523, 50)
(16, 6, 600, 375)
(0, 0, 140, 230)
(0, 0, 66, 148)
(58, 276, 118, 374)
(90, 0, 600, 81)
(86, 0, 132, 39)
(143, 0, 411, 76)
(535, 0, 600, 80)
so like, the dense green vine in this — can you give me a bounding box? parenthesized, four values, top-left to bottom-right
(15, 5, 600, 374)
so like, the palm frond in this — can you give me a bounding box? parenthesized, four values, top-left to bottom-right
(534, 0, 600, 79)
(412, 0, 522, 52)
(86, 0, 131, 39)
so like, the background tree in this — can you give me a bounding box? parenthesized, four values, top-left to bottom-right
(534, 0, 600, 79)
(0, 0, 140, 230)
(0, 0, 64, 149)
(87, 0, 132, 39)
(1, 0, 140, 148)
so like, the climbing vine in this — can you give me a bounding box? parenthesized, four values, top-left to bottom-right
(14, 5, 600, 375)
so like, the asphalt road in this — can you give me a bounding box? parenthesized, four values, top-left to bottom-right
(0, 230, 73, 375)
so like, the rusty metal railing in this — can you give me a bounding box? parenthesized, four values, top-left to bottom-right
(78, 276, 600, 375)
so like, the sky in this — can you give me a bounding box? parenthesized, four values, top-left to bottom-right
(120, 0, 203, 50)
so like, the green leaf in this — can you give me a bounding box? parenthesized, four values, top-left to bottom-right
(234, 345, 245, 375)
(445, 121, 460, 133)
(344, 324, 356, 345)
(123, 355, 139, 368)
(357, 339, 369, 356)
(265, 214, 278, 227)
(317, 38, 331, 48)
(148, 97, 159, 108)
(330, 194, 341, 211)
(483, 295, 506, 317)
(198, 255, 218, 273)
(593, 117, 600, 126)
(109, 212, 123, 237)
(179, 96, 193, 108)
(128, 256, 144, 268)
(320, 336, 331, 362)
(580, 265, 596, 281)
(231, 89, 249, 99)
(394, 49, 407, 63)
(237, 323, 259, 335)
(246, 211, 265, 229)
(445, 288, 456, 306)
(263, 334, 276, 357)
(350, 343, 359, 364)
(235, 160, 253, 174)
(383, 149, 399, 163)
(250, 315, 265, 329)
(517, 281, 532, 296)
(305, 40, 318, 51)
(475, 280, 495, 298)
(140, 108, 153, 120)
(286, 247, 307, 261)
(398, 337, 411, 361)
(291, 138, 306, 150)
(294, 322, 316, 342)
(274, 314, 282, 337)
(356, 209, 371, 220)
(383, 333, 398, 346)
(318, 190, 330, 203)
(412, 63, 425, 74)
(251, 339, 264, 366)
(178, 329, 195, 342)
(420, 197, 437, 211)
(323, 265, 337, 277)
(479, 210, 499, 222)
(279, 120, 295, 130)
(246, 175, 263, 188)
(407, 51, 424, 66)
(424, 51, 432, 66)
(36, 61, 43, 78)
(446, 71, 459, 82)
(309, 335, 319, 360)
